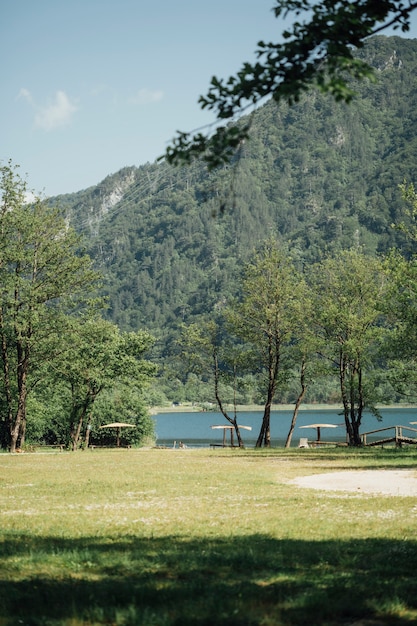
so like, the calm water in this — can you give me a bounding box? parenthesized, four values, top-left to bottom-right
(153, 407, 417, 447)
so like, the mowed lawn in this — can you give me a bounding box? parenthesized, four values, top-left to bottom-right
(1, 447, 417, 626)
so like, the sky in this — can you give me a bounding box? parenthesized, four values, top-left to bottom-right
(2, 0, 417, 197)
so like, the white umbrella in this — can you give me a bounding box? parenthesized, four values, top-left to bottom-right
(299, 423, 339, 442)
(99, 422, 136, 447)
(211, 424, 252, 447)
(211, 425, 252, 430)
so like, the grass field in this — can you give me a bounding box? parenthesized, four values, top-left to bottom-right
(1, 447, 417, 625)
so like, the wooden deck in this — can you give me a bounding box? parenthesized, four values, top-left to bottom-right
(302, 425, 417, 448)
(361, 425, 417, 447)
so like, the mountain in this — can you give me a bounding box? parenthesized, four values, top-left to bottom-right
(52, 35, 417, 360)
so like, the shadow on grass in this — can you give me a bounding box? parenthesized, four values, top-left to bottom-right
(1, 534, 416, 625)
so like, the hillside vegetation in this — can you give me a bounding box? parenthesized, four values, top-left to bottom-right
(53, 35, 417, 369)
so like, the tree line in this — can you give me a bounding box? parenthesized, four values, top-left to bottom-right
(0, 163, 156, 452)
(3, 160, 417, 450)
(179, 192, 417, 447)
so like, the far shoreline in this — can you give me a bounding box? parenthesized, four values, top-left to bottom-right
(150, 403, 417, 415)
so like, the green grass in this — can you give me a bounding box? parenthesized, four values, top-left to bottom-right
(1, 447, 417, 625)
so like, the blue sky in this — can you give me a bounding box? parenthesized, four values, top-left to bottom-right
(2, 1, 417, 197)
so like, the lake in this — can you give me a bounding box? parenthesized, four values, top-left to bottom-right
(153, 407, 417, 447)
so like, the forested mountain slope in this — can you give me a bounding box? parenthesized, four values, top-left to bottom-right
(53, 36, 417, 358)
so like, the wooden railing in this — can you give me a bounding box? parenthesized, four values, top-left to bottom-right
(360, 425, 417, 447)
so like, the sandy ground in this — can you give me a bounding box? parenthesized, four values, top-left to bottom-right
(289, 469, 417, 496)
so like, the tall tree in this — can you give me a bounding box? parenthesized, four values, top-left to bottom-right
(310, 249, 388, 445)
(226, 240, 306, 447)
(384, 185, 417, 399)
(0, 163, 99, 452)
(382, 253, 417, 398)
(179, 320, 248, 447)
(165, 1, 417, 168)
(283, 328, 325, 448)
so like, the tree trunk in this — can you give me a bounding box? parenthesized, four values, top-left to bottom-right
(71, 410, 85, 450)
(214, 357, 245, 447)
(19, 411, 27, 448)
(10, 394, 27, 452)
(0, 311, 14, 450)
(213, 353, 246, 447)
(340, 354, 363, 446)
(256, 403, 271, 447)
(354, 362, 364, 445)
(340, 353, 354, 444)
(70, 402, 89, 451)
(10, 343, 29, 453)
(285, 359, 307, 448)
(84, 420, 92, 449)
(256, 335, 280, 447)
(70, 387, 101, 451)
(256, 375, 274, 447)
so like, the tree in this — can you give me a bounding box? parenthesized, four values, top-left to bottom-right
(226, 240, 306, 447)
(179, 320, 248, 448)
(0, 162, 99, 452)
(283, 327, 325, 448)
(50, 315, 156, 450)
(310, 249, 388, 445)
(380, 184, 417, 399)
(383, 197, 417, 400)
(164, 0, 417, 168)
(89, 386, 155, 448)
(394, 181, 417, 248)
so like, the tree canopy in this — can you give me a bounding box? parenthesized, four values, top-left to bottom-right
(0, 162, 100, 452)
(310, 249, 388, 444)
(0, 162, 157, 452)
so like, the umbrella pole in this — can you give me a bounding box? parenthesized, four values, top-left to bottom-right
(317, 427, 321, 442)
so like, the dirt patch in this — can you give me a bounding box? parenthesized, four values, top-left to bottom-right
(289, 469, 417, 496)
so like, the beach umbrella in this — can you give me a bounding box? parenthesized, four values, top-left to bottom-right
(211, 424, 252, 447)
(299, 423, 339, 442)
(99, 422, 136, 447)
(211, 425, 252, 430)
